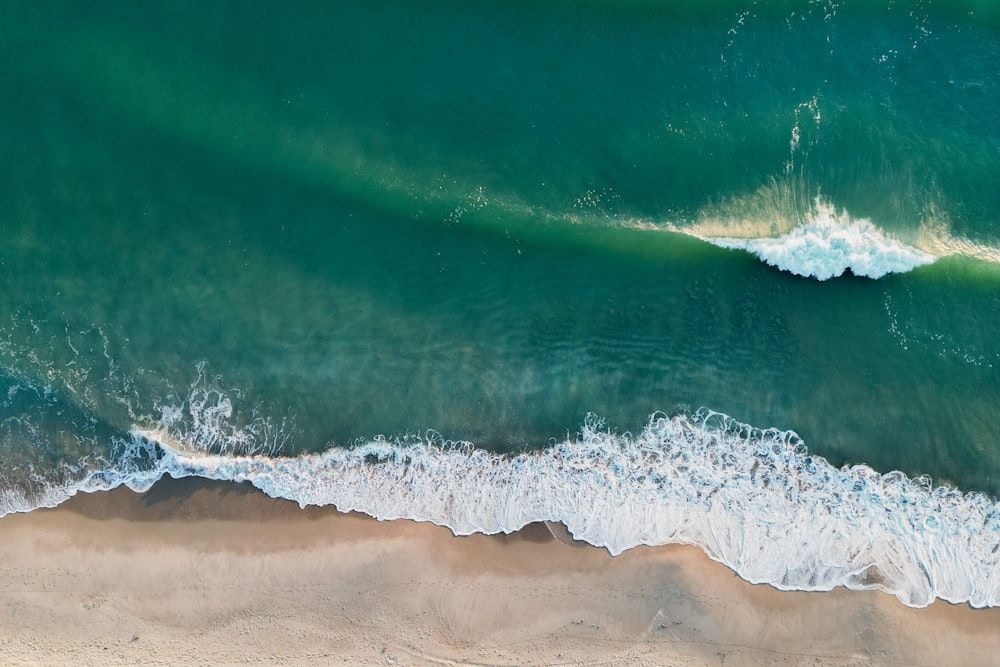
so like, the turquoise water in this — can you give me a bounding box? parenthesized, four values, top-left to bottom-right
(1, 1, 999, 606)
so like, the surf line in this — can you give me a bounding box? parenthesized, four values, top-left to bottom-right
(115, 413, 1000, 610)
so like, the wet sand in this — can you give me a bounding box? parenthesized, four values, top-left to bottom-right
(0, 477, 996, 666)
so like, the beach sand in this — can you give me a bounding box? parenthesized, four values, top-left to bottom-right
(0, 477, 996, 666)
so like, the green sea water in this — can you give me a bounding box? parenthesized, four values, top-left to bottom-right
(1, 1, 1000, 597)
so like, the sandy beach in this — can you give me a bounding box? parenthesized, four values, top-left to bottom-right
(0, 477, 996, 667)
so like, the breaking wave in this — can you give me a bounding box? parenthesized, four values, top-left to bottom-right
(702, 198, 937, 280)
(5, 401, 997, 609)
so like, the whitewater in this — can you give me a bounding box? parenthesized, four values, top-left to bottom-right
(693, 198, 937, 280)
(5, 403, 998, 610)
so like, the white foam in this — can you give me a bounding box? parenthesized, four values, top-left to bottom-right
(2, 362, 999, 608)
(707, 198, 936, 280)
(67, 410, 996, 610)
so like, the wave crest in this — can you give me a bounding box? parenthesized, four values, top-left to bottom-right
(705, 198, 937, 280)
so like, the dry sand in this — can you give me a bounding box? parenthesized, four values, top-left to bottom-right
(0, 477, 996, 666)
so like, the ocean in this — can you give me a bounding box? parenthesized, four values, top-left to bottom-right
(1, 0, 998, 607)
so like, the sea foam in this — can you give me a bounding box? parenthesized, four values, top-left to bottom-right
(55, 409, 995, 610)
(1, 369, 998, 609)
(706, 199, 936, 280)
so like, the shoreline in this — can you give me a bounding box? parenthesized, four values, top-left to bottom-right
(0, 477, 997, 666)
